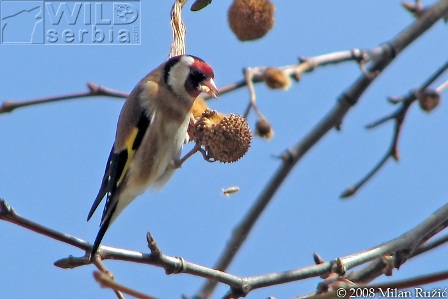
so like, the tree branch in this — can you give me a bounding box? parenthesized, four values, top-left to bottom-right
(221, 201, 448, 298)
(0, 48, 391, 115)
(0, 199, 245, 287)
(93, 256, 126, 299)
(0, 82, 128, 114)
(341, 59, 448, 198)
(3, 197, 448, 298)
(93, 271, 158, 299)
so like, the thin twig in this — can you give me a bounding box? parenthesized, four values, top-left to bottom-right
(94, 256, 126, 299)
(174, 143, 202, 168)
(243, 68, 265, 119)
(435, 79, 448, 93)
(341, 59, 448, 198)
(0, 82, 128, 114)
(340, 103, 410, 198)
(94, 271, 158, 299)
(412, 233, 448, 256)
(0, 199, 91, 252)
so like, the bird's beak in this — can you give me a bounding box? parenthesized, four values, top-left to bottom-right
(199, 78, 220, 98)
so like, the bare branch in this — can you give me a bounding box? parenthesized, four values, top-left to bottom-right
(344, 232, 448, 286)
(0, 198, 245, 288)
(174, 143, 203, 168)
(0, 47, 396, 116)
(340, 106, 409, 199)
(94, 271, 158, 299)
(435, 78, 448, 93)
(243, 67, 267, 119)
(2, 197, 448, 298)
(0, 198, 91, 252)
(93, 256, 126, 299)
(412, 233, 448, 256)
(205, 48, 388, 103)
(243, 202, 448, 297)
(0, 82, 128, 114)
(342, 59, 448, 198)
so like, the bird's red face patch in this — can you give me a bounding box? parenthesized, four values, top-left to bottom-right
(191, 57, 215, 79)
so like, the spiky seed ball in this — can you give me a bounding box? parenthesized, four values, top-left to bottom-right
(228, 0, 275, 41)
(195, 110, 252, 163)
(193, 109, 225, 146)
(255, 117, 274, 140)
(418, 90, 440, 112)
(264, 68, 292, 90)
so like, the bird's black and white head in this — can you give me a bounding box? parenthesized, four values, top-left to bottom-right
(164, 55, 219, 100)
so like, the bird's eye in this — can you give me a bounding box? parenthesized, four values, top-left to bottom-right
(189, 69, 206, 84)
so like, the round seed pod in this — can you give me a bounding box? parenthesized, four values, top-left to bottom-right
(195, 110, 252, 163)
(188, 98, 209, 142)
(228, 0, 275, 41)
(264, 68, 291, 90)
(255, 117, 274, 140)
(418, 90, 440, 112)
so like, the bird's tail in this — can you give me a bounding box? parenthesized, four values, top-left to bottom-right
(89, 186, 141, 261)
(89, 215, 113, 262)
(89, 200, 117, 262)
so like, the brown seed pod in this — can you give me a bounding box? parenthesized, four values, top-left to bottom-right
(255, 117, 274, 140)
(188, 98, 209, 142)
(228, 0, 275, 41)
(194, 109, 252, 163)
(418, 89, 440, 112)
(264, 68, 291, 90)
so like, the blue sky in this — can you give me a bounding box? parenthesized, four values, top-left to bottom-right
(1, 1, 447, 298)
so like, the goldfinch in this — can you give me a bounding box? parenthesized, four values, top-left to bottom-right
(87, 55, 219, 260)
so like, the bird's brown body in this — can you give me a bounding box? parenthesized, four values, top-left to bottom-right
(87, 55, 218, 260)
